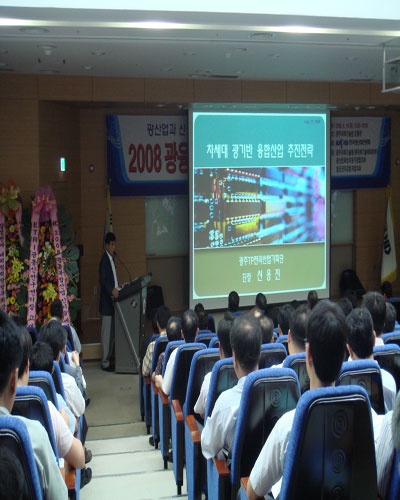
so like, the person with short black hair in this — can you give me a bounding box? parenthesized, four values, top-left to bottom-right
(0, 446, 26, 500)
(337, 297, 353, 317)
(277, 303, 294, 336)
(201, 315, 261, 459)
(255, 293, 268, 315)
(307, 290, 318, 310)
(228, 291, 240, 313)
(194, 312, 234, 418)
(155, 309, 199, 396)
(152, 316, 182, 381)
(259, 315, 274, 344)
(381, 281, 393, 301)
(384, 302, 397, 333)
(198, 310, 209, 331)
(99, 231, 119, 371)
(288, 304, 308, 355)
(50, 299, 81, 353)
(344, 289, 358, 309)
(362, 291, 386, 344)
(142, 305, 171, 377)
(0, 311, 68, 500)
(346, 307, 396, 412)
(247, 300, 348, 499)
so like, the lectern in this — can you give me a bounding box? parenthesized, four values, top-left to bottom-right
(114, 273, 152, 374)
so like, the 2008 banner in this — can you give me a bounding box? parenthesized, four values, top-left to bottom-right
(106, 115, 188, 196)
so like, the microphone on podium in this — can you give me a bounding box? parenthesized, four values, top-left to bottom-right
(114, 251, 132, 283)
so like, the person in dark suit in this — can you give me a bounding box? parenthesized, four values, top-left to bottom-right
(99, 232, 119, 371)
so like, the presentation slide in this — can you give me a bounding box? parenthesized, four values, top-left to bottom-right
(189, 109, 330, 310)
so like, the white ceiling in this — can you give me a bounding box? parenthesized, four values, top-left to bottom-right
(1, 6, 400, 85)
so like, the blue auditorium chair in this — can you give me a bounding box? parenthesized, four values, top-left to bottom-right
(258, 343, 287, 369)
(170, 343, 206, 495)
(158, 340, 184, 469)
(28, 370, 59, 407)
(142, 333, 159, 434)
(283, 353, 310, 394)
(207, 368, 300, 500)
(336, 359, 385, 414)
(52, 361, 67, 402)
(0, 416, 43, 500)
(383, 332, 400, 349)
(208, 313, 216, 333)
(184, 348, 220, 500)
(240, 385, 377, 500)
(196, 331, 217, 347)
(373, 344, 400, 392)
(386, 450, 400, 500)
(150, 335, 169, 448)
(276, 334, 288, 353)
(204, 358, 238, 421)
(27, 326, 38, 344)
(209, 337, 220, 349)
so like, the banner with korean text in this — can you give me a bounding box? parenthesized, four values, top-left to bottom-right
(331, 117, 391, 189)
(106, 115, 188, 196)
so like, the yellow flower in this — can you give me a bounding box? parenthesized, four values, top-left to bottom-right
(9, 225, 15, 233)
(9, 296, 15, 305)
(15, 304, 20, 311)
(43, 283, 57, 303)
(40, 226, 46, 233)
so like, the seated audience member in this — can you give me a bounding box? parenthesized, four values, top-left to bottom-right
(381, 281, 393, 302)
(39, 321, 85, 418)
(269, 306, 280, 329)
(344, 289, 358, 309)
(362, 291, 386, 345)
(255, 293, 268, 316)
(16, 327, 86, 473)
(307, 290, 318, 310)
(287, 305, 308, 356)
(0, 446, 26, 500)
(384, 302, 397, 333)
(201, 314, 262, 460)
(337, 297, 353, 317)
(198, 310, 210, 331)
(259, 315, 274, 344)
(346, 308, 396, 412)
(0, 311, 68, 500)
(141, 305, 171, 377)
(277, 303, 295, 336)
(194, 312, 234, 418)
(247, 300, 348, 500)
(152, 316, 182, 381)
(50, 299, 81, 353)
(140, 311, 159, 364)
(155, 309, 199, 396)
(228, 291, 240, 313)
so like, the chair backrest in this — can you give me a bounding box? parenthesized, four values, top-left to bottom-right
(151, 336, 169, 373)
(232, 311, 242, 317)
(336, 359, 385, 415)
(13, 386, 58, 462)
(183, 348, 220, 418)
(279, 385, 377, 500)
(209, 337, 220, 349)
(373, 344, 400, 392)
(386, 449, 400, 500)
(58, 353, 66, 373)
(170, 343, 206, 406)
(196, 332, 217, 347)
(161, 340, 184, 377)
(276, 334, 288, 353)
(62, 324, 76, 351)
(259, 343, 287, 369)
(27, 327, 38, 344)
(205, 358, 238, 419)
(283, 353, 310, 394)
(382, 332, 400, 348)
(52, 361, 66, 401)
(0, 415, 43, 500)
(208, 314, 216, 333)
(231, 368, 300, 486)
(28, 371, 58, 408)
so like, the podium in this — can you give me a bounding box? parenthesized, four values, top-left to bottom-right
(114, 273, 152, 374)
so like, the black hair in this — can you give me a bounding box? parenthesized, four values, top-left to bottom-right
(38, 320, 66, 360)
(362, 291, 386, 335)
(269, 306, 280, 328)
(230, 315, 261, 371)
(0, 311, 22, 394)
(194, 303, 205, 316)
(217, 311, 234, 357)
(384, 302, 397, 333)
(105, 232, 116, 245)
(17, 326, 32, 380)
(346, 307, 374, 359)
(289, 305, 308, 350)
(50, 299, 63, 320)
(337, 297, 353, 317)
(152, 310, 159, 335)
(182, 309, 198, 343)
(30, 341, 54, 373)
(198, 310, 209, 330)
(278, 304, 295, 335)
(255, 293, 267, 314)
(0, 446, 26, 500)
(259, 315, 274, 344)
(381, 281, 393, 300)
(156, 305, 171, 330)
(307, 290, 318, 310)
(343, 289, 358, 309)
(166, 316, 182, 342)
(306, 300, 347, 384)
(228, 291, 239, 313)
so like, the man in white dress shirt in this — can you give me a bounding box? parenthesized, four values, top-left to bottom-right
(201, 314, 262, 460)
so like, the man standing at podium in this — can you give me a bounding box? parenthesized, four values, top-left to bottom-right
(99, 232, 119, 372)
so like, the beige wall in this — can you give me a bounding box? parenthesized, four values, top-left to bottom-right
(1, 74, 400, 344)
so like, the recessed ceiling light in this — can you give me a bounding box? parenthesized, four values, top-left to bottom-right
(234, 48, 247, 53)
(82, 65, 93, 70)
(183, 51, 196, 56)
(269, 54, 280, 59)
(92, 51, 106, 56)
(20, 27, 49, 35)
(248, 32, 275, 39)
(367, 106, 376, 110)
(345, 56, 358, 62)
(0, 62, 8, 67)
(162, 67, 172, 72)
(40, 69, 59, 74)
